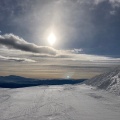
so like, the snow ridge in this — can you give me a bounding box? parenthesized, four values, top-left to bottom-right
(85, 66, 120, 95)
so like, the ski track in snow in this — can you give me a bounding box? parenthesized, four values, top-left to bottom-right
(0, 85, 120, 120)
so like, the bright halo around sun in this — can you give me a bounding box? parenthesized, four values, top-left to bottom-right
(47, 32, 56, 46)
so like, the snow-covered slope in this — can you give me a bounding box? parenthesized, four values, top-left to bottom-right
(0, 69, 120, 120)
(85, 66, 120, 95)
(0, 85, 120, 120)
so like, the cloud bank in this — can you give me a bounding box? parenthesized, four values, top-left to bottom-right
(0, 55, 35, 62)
(0, 34, 57, 55)
(0, 34, 120, 63)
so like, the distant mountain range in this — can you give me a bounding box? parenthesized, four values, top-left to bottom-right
(0, 75, 86, 88)
(85, 66, 120, 95)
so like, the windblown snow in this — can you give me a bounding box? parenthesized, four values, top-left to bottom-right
(85, 66, 120, 95)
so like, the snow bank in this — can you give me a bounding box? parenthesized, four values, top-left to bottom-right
(85, 66, 120, 95)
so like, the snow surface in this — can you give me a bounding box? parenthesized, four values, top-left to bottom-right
(85, 67, 120, 95)
(0, 84, 120, 120)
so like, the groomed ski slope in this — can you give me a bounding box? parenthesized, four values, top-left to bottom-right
(0, 84, 120, 120)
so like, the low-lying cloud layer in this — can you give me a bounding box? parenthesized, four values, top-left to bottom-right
(0, 33, 120, 62)
(0, 55, 35, 62)
(0, 34, 57, 55)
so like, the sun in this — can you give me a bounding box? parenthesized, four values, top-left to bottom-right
(47, 32, 56, 46)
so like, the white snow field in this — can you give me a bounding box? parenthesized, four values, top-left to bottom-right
(0, 84, 120, 120)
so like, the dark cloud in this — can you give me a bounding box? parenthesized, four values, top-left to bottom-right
(0, 34, 57, 55)
(0, 55, 35, 62)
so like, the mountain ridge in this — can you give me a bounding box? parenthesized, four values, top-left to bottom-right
(0, 75, 86, 88)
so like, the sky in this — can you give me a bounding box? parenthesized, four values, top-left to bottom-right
(0, 0, 120, 79)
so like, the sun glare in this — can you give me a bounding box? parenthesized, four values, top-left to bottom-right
(47, 33, 56, 46)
